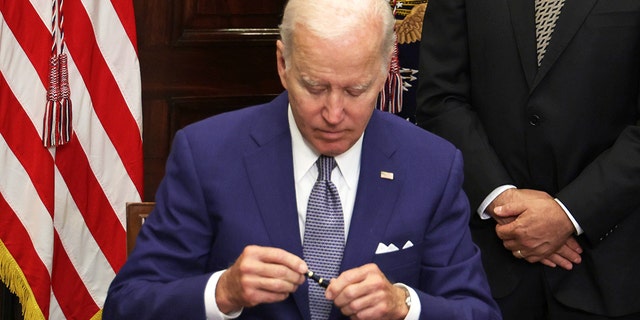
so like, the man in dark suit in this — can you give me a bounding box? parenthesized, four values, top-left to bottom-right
(417, 0, 640, 319)
(103, 0, 501, 319)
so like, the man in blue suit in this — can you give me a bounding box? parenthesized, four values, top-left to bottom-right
(103, 0, 500, 318)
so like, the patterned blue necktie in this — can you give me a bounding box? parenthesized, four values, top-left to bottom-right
(303, 155, 345, 320)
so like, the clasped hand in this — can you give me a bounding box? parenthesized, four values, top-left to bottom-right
(216, 245, 408, 319)
(488, 189, 583, 270)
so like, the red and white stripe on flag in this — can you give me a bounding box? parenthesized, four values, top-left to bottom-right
(0, 0, 142, 319)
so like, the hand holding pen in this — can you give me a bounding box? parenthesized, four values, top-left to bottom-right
(216, 246, 308, 314)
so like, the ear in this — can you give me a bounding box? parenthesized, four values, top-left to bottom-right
(276, 40, 288, 90)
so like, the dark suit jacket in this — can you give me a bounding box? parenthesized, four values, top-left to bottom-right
(103, 92, 500, 319)
(417, 0, 640, 316)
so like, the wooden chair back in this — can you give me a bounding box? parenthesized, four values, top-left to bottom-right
(126, 202, 155, 255)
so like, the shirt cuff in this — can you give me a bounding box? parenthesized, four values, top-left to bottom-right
(205, 270, 243, 320)
(477, 185, 517, 219)
(394, 283, 421, 320)
(554, 198, 584, 235)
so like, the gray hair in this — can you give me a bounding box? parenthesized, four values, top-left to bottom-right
(279, 0, 396, 65)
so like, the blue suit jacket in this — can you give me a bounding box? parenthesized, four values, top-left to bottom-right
(104, 92, 500, 319)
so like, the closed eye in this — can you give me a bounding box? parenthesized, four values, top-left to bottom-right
(346, 88, 366, 97)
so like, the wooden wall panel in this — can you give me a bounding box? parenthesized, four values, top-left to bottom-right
(134, 0, 286, 200)
(169, 95, 278, 138)
(181, 0, 285, 28)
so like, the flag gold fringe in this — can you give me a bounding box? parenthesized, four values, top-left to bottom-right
(91, 309, 103, 320)
(0, 240, 45, 320)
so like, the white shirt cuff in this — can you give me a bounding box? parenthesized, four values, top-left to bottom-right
(394, 283, 421, 320)
(477, 185, 517, 219)
(554, 198, 584, 235)
(205, 270, 243, 320)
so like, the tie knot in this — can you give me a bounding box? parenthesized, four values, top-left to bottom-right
(316, 155, 336, 181)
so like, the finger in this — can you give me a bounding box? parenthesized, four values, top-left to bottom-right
(508, 242, 552, 263)
(513, 249, 525, 259)
(342, 294, 384, 320)
(496, 224, 519, 242)
(326, 265, 371, 300)
(257, 264, 307, 287)
(332, 279, 368, 312)
(248, 275, 303, 294)
(236, 253, 306, 287)
(493, 215, 516, 225)
(256, 291, 292, 304)
(501, 238, 518, 251)
(236, 285, 292, 306)
(247, 245, 308, 275)
(216, 269, 293, 312)
(502, 238, 539, 254)
(334, 275, 387, 318)
(540, 258, 557, 268)
(511, 249, 541, 262)
(565, 237, 583, 254)
(544, 253, 574, 271)
(555, 243, 582, 265)
(340, 279, 407, 320)
(494, 202, 526, 218)
(495, 220, 533, 244)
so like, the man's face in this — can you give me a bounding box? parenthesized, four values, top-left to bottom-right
(276, 27, 388, 157)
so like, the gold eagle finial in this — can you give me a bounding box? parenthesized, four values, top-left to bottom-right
(393, 1, 428, 44)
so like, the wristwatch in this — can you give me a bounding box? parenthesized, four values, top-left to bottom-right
(400, 285, 411, 308)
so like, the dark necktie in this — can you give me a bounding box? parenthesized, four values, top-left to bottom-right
(535, 0, 565, 66)
(303, 155, 345, 320)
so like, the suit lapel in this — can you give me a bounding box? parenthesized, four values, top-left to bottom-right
(507, 0, 538, 89)
(339, 112, 404, 273)
(531, 0, 598, 87)
(244, 131, 302, 256)
(243, 94, 310, 319)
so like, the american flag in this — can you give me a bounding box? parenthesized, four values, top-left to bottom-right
(0, 0, 142, 319)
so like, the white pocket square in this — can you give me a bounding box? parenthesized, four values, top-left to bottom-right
(375, 242, 399, 254)
(375, 241, 414, 254)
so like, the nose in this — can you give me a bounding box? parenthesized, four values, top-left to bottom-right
(323, 91, 345, 124)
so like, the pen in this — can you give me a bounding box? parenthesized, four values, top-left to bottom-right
(305, 270, 330, 288)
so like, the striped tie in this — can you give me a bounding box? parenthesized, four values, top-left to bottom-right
(535, 0, 565, 66)
(303, 155, 345, 320)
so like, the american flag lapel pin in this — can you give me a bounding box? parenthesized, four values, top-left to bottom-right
(380, 171, 394, 180)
